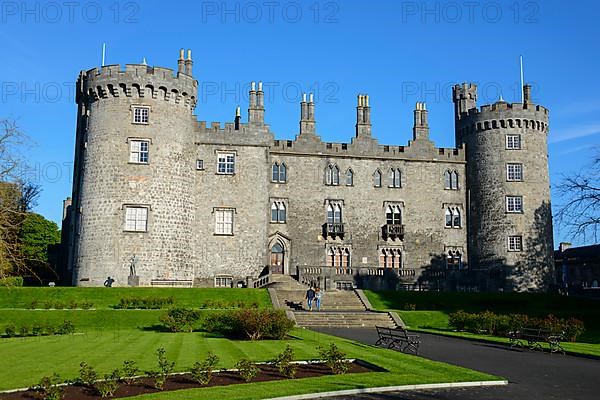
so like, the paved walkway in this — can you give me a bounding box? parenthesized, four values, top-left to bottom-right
(314, 328, 600, 400)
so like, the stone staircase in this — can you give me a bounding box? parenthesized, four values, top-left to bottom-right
(267, 275, 398, 329)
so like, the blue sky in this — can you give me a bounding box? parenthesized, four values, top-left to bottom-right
(1, 0, 598, 246)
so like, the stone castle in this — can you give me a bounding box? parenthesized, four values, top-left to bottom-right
(64, 49, 554, 292)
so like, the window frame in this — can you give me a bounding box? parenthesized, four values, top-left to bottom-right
(129, 139, 150, 164)
(132, 106, 150, 125)
(124, 206, 149, 233)
(389, 168, 402, 188)
(217, 152, 236, 175)
(346, 169, 354, 186)
(214, 275, 233, 288)
(270, 200, 287, 223)
(506, 195, 523, 213)
(373, 169, 382, 188)
(506, 163, 523, 181)
(508, 235, 523, 252)
(506, 134, 522, 150)
(214, 208, 235, 235)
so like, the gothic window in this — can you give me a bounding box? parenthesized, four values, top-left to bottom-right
(132, 106, 149, 124)
(453, 208, 461, 227)
(390, 168, 402, 188)
(270, 242, 284, 268)
(272, 162, 287, 183)
(379, 248, 402, 269)
(445, 207, 461, 228)
(215, 208, 234, 235)
(444, 170, 459, 190)
(386, 205, 402, 225)
(346, 169, 354, 186)
(279, 163, 287, 182)
(271, 201, 287, 223)
(373, 169, 382, 187)
(217, 153, 235, 174)
(506, 163, 523, 181)
(327, 247, 351, 268)
(124, 206, 148, 232)
(129, 139, 149, 164)
(445, 208, 453, 228)
(446, 250, 462, 269)
(508, 235, 523, 251)
(327, 203, 342, 224)
(326, 164, 340, 186)
(506, 196, 523, 213)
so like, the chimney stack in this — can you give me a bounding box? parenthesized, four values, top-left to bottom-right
(523, 84, 532, 106)
(413, 102, 430, 140)
(248, 81, 265, 125)
(235, 106, 241, 130)
(184, 49, 193, 75)
(355, 94, 372, 137)
(300, 93, 316, 135)
(178, 48, 185, 74)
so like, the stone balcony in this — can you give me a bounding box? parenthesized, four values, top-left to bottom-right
(382, 224, 405, 240)
(323, 222, 345, 239)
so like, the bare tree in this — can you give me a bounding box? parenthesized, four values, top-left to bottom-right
(556, 152, 600, 243)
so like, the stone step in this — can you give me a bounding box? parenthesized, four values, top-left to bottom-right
(293, 311, 396, 328)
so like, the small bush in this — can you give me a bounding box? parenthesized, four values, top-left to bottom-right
(318, 343, 350, 375)
(30, 299, 39, 309)
(69, 300, 78, 310)
(35, 374, 63, 400)
(235, 358, 259, 382)
(4, 324, 16, 337)
(0, 276, 24, 287)
(78, 362, 98, 387)
(121, 360, 139, 384)
(95, 369, 120, 398)
(159, 308, 201, 332)
(190, 352, 219, 385)
(202, 309, 294, 340)
(402, 303, 417, 311)
(19, 325, 29, 336)
(117, 296, 174, 309)
(57, 320, 75, 335)
(274, 345, 296, 378)
(149, 347, 174, 390)
(32, 323, 44, 336)
(80, 301, 94, 310)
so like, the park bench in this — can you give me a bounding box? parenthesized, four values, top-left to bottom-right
(375, 326, 421, 354)
(508, 327, 565, 354)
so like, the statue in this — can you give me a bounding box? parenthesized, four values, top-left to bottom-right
(129, 254, 137, 277)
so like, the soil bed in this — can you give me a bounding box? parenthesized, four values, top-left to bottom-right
(1, 361, 379, 400)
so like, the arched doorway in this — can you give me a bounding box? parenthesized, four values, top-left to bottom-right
(270, 242, 284, 274)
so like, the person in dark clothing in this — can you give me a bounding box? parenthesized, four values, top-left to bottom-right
(104, 276, 115, 287)
(305, 287, 315, 311)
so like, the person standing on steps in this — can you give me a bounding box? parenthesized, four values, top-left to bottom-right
(315, 287, 322, 311)
(305, 286, 315, 311)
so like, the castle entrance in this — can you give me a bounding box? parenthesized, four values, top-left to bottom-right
(270, 242, 284, 274)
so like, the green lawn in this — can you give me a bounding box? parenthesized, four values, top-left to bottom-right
(0, 287, 271, 309)
(0, 328, 500, 396)
(365, 290, 600, 357)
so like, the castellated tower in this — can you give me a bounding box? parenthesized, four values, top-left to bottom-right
(453, 83, 554, 291)
(70, 50, 199, 286)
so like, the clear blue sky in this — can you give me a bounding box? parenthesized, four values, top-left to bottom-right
(1, 0, 598, 246)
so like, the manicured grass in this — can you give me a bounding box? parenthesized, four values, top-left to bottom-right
(0, 328, 500, 395)
(0, 287, 271, 309)
(365, 290, 600, 343)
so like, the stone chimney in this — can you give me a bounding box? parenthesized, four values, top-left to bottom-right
(413, 102, 430, 140)
(355, 94, 372, 137)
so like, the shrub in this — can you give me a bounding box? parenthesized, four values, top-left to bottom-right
(57, 320, 75, 335)
(0, 276, 24, 287)
(202, 309, 294, 340)
(318, 343, 350, 375)
(95, 369, 120, 398)
(159, 308, 201, 332)
(563, 318, 585, 342)
(235, 358, 259, 382)
(78, 362, 98, 387)
(30, 300, 39, 309)
(149, 347, 174, 390)
(121, 360, 139, 384)
(32, 323, 45, 336)
(274, 345, 296, 378)
(80, 301, 94, 310)
(35, 374, 63, 400)
(190, 352, 219, 385)
(19, 325, 29, 336)
(69, 300, 78, 310)
(4, 324, 16, 337)
(117, 296, 174, 309)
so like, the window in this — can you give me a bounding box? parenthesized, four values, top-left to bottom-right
(215, 209, 234, 235)
(133, 106, 149, 124)
(129, 140, 149, 163)
(373, 170, 382, 187)
(124, 206, 148, 232)
(445, 207, 461, 228)
(446, 250, 462, 269)
(327, 204, 342, 224)
(327, 247, 351, 269)
(215, 276, 233, 288)
(379, 248, 402, 269)
(217, 153, 235, 174)
(325, 164, 340, 186)
(346, 169, 354, 186)
(506, 134, 521, 149)
(507, 163, 523, 181)
(271, 201, 286, 223)
(390, 168, 401, 188)
(506, 196, 523, 213)
(272, 162, 287, 183)
(444, 170, 459, 190)
(386, 205, 402, 225)
(196, 159, 204, 170)
(508, 235, 523, 252)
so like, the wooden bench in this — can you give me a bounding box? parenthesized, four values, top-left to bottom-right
(508, 327, 565, 354)
(375, 326, 421, 354)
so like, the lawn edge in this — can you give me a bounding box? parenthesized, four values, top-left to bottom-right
(265, 379, 509, 400)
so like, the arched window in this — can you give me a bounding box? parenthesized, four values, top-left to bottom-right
(279, 163, 287, 182)
(278, 202, 286, 223)
(332, 165, 339, 185)
(327, 204, 334, 224)
(386, 205, 402, 225)
(272, 163, 279, 182)
(333, 204, 342, 223)
(445, 208, 453, 228)
(390, 168, 401, 188)
(271, 202, 287, 223)
(393, 249, 402, 269)
(451, 171, 459, 190)
(453, 208, 461, 228)
(270, 242, 284, 268)
(592, 280, 599, 288)
(346, 169, 354, 186)
(379, 249, 387, 268)
(373, 169, 382, 187)
(342, 248, 351, 269)
(271, 202, 278, 222)
(444, 170, 452, 189)
(446, 250, 462, 269)
(327, 247, 335, 267)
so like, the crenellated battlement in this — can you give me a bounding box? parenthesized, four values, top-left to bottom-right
(76, 63, 198, 111)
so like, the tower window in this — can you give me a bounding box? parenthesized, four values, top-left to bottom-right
(386, 205, 402, 225)
(346, 169, 354, 186)
(217, 153, 235, 174)
(271, 201, 287, 223)
(444, 170, 459, 190)
(196, 159, 204, 170)
(507, 163, 523, 181)
(129, 140, 149, 164)
(444, 207, 461, 228)
(506, 196, 523, 213)
(508, 235, 523, 251)
(124, 206, 148, 232)
(132, 106, 149, 124)
(389, 168, 402, 188)
(325, 164, 340, 186)
(272, 162, 287, 183)
(215, 208, 234, 235)
(506, 134, 521, 149)
(373, 169, 382, 187)
(327, 203, 342, 224)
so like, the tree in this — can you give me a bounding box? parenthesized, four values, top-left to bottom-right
(556, 152, 600, 243)
(20, 213, 61, 281)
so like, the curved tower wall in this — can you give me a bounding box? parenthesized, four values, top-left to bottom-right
(453, 83, 554, 291)
(72, 64, 198, 286)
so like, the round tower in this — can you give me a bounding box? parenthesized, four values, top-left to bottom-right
(453, 83, 554, 292)
(70, 50, 198, 286)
